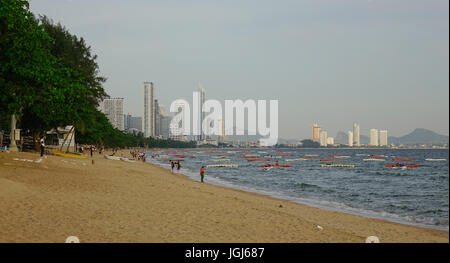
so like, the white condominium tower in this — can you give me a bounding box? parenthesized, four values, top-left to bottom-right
(101, 98, 124, 131)
(370, 129, 379, 146)
(379, 130, 388, 146)
(348, 131, 353, 147)
(353, 123, 360, 146)
(319, 130, 328, 147)
(143, 81, 155, 138)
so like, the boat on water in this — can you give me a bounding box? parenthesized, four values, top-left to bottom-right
(321, 164, 355, 168)
(363, 158, 386, 161)
(386, 164, 420, 168)
(425, 158, 447, 161)
(285, 158, 306, 162)
(258, 164, 293, 168)
(206, 164, 239, 168)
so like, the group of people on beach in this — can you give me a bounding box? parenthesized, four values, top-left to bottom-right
(170, 161, 181, 173)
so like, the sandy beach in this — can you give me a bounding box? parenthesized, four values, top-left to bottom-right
(0, 150, 448, 243)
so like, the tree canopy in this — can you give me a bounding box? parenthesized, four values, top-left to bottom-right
(0, 0, 195, 150)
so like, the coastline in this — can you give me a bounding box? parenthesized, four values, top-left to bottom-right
(0, 150, 448, 242)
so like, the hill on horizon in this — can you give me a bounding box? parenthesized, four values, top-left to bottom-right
(334, 128, 448, 145)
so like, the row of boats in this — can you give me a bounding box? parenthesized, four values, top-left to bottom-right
(151, 151, 447, 170)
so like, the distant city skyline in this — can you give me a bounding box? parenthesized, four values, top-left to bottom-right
(28, 0, 449, 138)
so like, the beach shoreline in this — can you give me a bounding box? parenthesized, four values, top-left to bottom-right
(0, 150, 448, 243)
(156, 159, 449, 232)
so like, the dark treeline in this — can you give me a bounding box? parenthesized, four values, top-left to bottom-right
(0, 0, 193, 149)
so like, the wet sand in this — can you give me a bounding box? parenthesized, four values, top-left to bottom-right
(0, 150, 448, 242)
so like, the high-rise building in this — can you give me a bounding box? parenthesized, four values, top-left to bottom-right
(320, 130, 328, 147)
(124, 113, 132, 131)
(198, 84, 206, 141)
(379, 130, 388, 146)
(370, 129, 379, 146)
(169, 101, 186, 141)
(130, 116, 142, 132)
(311, 123, 321, 142)
(353, 123, 360, 146)
(348, 131, 353, 147)
(101, 98, 124, 131)
(143, 82, 155, 137)
(154, 99, 160, 137)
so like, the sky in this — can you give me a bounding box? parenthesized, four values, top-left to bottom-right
(28, 0, 449, 139)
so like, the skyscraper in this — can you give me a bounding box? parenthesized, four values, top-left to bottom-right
(143, 82, 155, 138)
(154, 99, 160, 137)
(379, 130, 388, 146)
(311, 123, 321, 142)
(353, 123, 360, 146)
(101, 98, 124, 131)
(130, 116, 142, 132)
(198, 84, 206, 141)
(320, 130, 328, 147)
(348, 131, 353, 147)
(124, 113, 132, 131)
(370, 129, 379, 146)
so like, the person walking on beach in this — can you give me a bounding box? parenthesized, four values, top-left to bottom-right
(90, 146, 94, 157)
(176, 161, 181, 173)
(171, 161, 175, 172)
(40, 136, 46, 157)
(200, 166, 205, 183)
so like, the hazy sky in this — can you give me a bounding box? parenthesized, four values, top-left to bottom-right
(28, 0, 449, 139)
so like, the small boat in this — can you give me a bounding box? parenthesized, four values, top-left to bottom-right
(206, 164, 239, 168)
(386, 164, 420, 168)
(425, 158, 447, 161)
(258, 164, 293, 168)
(363, 158, 386, 161)
(392, 158, 415, 161)
(320, 159, 344, 162)
(264, 166, 273, 171)
(301, 155, 318, 158)
(247, 159, 271, 162)
(285, 158, 305, 162)
(211, 159, 231, 162)
(321, 164, 355, 168)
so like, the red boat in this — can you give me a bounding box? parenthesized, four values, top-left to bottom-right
(386, 164, 420, 168)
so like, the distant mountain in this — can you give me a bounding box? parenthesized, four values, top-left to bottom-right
(389, 128, 448, 145)
(334, 128, 448, 146)
(334, 131, 369, 145)
(335, 131, 348, 144)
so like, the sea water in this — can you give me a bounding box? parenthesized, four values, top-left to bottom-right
(146, 148, 449, 231)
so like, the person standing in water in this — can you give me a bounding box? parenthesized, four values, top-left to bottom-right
(176, 161, 181, 173)
(200, 166, 205, 183)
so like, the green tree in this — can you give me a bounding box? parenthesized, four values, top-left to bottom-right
(0, 0, 57, 131)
